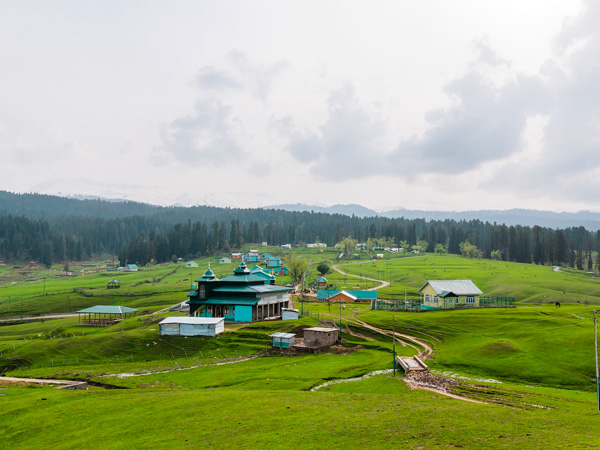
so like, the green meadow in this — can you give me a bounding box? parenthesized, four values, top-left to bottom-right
(2, 252, 600, 449)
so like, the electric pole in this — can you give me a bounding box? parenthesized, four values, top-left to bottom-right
(595, 309, 599, 411)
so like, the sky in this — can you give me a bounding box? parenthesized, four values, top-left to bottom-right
(1, 0, 598, 212)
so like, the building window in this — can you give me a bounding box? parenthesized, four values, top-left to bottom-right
(232, 306, 235, 315)
(434, 296, 438, 304)
(425, 294, 430, 302)
(199, 285, 205, 299)
(207, 306, 213, 315)
(466, 296, 475, 304)
(224, 306, 230, 315)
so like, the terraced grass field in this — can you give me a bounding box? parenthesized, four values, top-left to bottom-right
(2, 253, 600, 449)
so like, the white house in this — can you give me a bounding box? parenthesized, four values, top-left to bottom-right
(158, 317, 225, 336)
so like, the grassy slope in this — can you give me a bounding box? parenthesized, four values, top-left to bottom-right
(335, 254, 600, 303)
(3, 253, 600, 448)
(2, 377, 599, 450)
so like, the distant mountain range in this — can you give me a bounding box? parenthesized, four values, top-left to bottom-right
(3, 185, 600, 230)
(265, 203, 600, 230)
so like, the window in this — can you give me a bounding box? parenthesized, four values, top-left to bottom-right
(425, 294, 430, 302)
(434, 296, 438, 304)
(466, 296, 475, 304)
(199, 285, 205, 299)
(207, 306, 213, 315)
(224, 306, 230, 315)
(232, 306, 235, 315)
(448, 298, 453, 304)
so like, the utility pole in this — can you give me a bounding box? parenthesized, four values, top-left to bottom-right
(393, 315, 396, 376)
(339, 301, 342, 341)
(595, 309, 599, 411)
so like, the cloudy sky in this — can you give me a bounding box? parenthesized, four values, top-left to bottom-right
(1, 0, 598, 212)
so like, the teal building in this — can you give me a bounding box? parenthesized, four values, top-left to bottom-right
(187, 262, 292, 322)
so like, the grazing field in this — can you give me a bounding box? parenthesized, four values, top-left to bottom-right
(2, 253, 600, 449)
(334, 254, 600, 304)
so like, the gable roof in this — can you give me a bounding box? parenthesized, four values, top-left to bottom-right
(76, 305, 138, 314)
(316, 290, 378, 300)
(418, 280, 482, 296)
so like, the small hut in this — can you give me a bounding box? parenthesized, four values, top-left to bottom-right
(303, 327, 339, 347)
(316, 277, 328, 289)
(269, 332, 296, 348)
(107, 279, 121, 289)
(281, 308, 299, 320)
(159, 317, 224, 336)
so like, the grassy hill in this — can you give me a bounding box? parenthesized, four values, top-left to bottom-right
(2, 253, 600, 449)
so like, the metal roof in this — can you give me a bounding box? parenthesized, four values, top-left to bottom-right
(159, 317, 224, 325)
(304, 327, 338, 332)
(269, 332, 296, 339)
(316, 290, 378, 300)
(76, 305, 139, 314)
(187, 297, 261, 306)
(334, 291, 357, 300)
(219, 273, 267, 283)
(418, 280, 483, 296)
(213, 285, 290, 293)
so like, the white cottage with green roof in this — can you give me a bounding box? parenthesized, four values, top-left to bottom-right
(187, 262, 292, 322)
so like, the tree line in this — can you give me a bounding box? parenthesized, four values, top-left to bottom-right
(2, 197, 600, 272)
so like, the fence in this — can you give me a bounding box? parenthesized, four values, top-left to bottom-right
(371, 296, 516, 312)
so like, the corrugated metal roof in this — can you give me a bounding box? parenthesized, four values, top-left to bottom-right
(304, 327, 338, 332)
(76, 305, 139, 314)
(316, 290, 378, 300)
(269, 332, 296, 338)
(418, 280, 482, 296)
(159, 317, 224, 325)
(213, 285, 290, 293)
(220, 274, 267, 283)
(335, 290, 357, 300)
(190, 297, 261, 306)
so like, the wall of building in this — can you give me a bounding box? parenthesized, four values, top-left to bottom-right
(235, 305, 253, 322)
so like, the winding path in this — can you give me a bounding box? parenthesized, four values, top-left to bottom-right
(330, 261, 490, 405)
(331, 260, 390, 291)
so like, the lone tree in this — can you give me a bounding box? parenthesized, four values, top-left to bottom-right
(491, 249, 502, 261)
(413, 240, 428, 253)
(317, 262, 330, 275)
(288, 256, 309, 285)
(434, 243, 446, 255)
(459, 241, 478, 259)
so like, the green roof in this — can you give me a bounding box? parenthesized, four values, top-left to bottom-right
(76, 305, 139, 314)
(316, 290, 378, 300)
(213, 285, 291, 294)
(220, 273, 267, 283)
(187, 297, 260, 306)
(195, 266, 219, 282)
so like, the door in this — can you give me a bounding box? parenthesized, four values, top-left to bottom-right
(215, 306, 222, 317)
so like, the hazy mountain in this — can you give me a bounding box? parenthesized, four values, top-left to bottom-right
(266, 203, 600, 230)
(264, 203, 379, 217)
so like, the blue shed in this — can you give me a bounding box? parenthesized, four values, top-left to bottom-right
(269, 332, 296, 348)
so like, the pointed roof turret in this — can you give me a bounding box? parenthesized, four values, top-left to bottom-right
(196, 263, 219, 282)
(233, 261, 251, 275)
